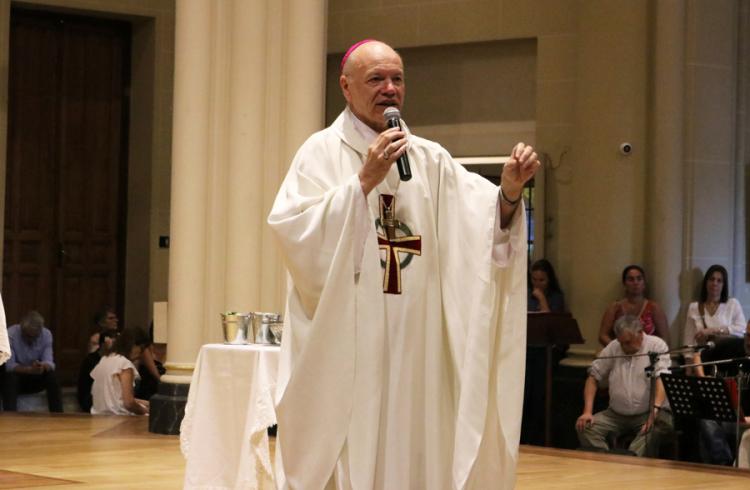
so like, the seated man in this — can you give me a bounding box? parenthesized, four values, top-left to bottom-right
(576, 315, 672, 456)
(2, 310, 63, 412)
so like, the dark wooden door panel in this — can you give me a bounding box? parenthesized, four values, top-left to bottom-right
(4, 13, 59, 325)
(4, 10, 130, 386)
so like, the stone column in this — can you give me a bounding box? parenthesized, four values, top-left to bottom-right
(646, 0, 685, 346)
(152, 0, 327, 434)
(150, 0, 213, 434)
(162, 0, 212, 383)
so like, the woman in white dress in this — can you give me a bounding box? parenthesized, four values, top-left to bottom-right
(683, 264, 746, 377)
(90, 326, 151, 415)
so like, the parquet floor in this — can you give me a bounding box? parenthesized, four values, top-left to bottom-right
(1, 412, 749, 489)
(0, 413, 184, 489)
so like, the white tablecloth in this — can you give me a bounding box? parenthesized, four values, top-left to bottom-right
(181, 343, 280, 489)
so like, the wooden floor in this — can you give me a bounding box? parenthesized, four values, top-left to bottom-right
(0, 413, 184, 489)
(1, 412, 749, 489)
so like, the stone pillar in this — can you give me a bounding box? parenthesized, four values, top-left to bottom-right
(151, 0, 327, 434)
(162, 0, 212, 384)
(646, 0, 685, 346)
(151, 0, 213, 434)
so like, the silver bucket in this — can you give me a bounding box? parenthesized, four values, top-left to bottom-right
(252, 312, 283, 345)
(221, 312, 252, 344)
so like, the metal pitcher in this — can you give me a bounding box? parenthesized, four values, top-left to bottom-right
(252, 312, 282, 345)
(221, 312, 252, 344)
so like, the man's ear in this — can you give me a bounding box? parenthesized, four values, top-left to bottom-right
(339, 74, 351, 104)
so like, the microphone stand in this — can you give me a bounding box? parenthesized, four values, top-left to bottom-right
(675, 355, 750, 468)
(645, 351, 659, 454)
(594, 345, 703, 361)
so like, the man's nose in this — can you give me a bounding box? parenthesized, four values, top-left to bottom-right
(381, 79, 397, 94)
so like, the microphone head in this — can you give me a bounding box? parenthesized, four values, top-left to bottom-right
(383, 107, 401, 121)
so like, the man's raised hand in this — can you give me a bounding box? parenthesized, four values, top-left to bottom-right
(501, 142, 540, 200)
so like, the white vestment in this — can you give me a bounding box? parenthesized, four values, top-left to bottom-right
(0, 294, 9, 366)
(268, 108, 527, 490)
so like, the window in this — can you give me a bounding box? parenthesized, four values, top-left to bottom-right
(457, 156, 543, 263)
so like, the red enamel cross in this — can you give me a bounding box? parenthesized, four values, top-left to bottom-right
(377, 194, 421, 294)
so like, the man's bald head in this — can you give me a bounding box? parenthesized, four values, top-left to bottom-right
(341, 41, 401, 75)
(339, 40, 405, 132)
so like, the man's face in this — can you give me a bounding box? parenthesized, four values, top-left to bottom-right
(21, 324, 41, 344)
(618, 329, 644, 355)
(340, 43, 405, 132)
(104, 312, 119, 331)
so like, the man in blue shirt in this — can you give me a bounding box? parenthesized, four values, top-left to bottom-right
(1, 310, 63, 412)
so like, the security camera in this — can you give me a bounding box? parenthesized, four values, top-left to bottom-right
(619, 143, 633, 155)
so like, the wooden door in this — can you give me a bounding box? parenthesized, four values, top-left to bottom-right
(3, 9, 130, 385)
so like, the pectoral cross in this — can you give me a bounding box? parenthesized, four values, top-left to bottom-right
(377, 194, 421, 294)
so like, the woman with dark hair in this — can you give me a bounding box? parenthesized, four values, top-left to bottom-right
(683, 264, 746, 377)
(528, 259, 565, 313)
(598, 265, 669, 346)
(686, 265, 747, 465)
(90, 326, 151, 415)
(77, 328, 118, 412)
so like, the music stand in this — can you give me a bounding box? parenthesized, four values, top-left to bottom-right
(661, 374, 736, 422)
(662, 373, 733, 462)
(526, 312, 585, 446)
(672, 355, 750, 466)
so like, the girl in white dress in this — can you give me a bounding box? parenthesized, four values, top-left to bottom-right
(90, 326, 151, 415)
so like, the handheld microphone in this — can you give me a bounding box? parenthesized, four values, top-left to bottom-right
(383, 107, 412, 181)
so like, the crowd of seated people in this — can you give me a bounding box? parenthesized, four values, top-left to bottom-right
(0, 303, 164, 415)
(1, 260, 748, 466)
(78, 308, 164, 413)
(524, 260, 750, 466)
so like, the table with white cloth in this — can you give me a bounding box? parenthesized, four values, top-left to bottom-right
(181, 343, 280, 490)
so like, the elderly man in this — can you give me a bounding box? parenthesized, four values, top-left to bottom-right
(268, 39, 539, 489)
(576, 315, 672, 456)
(1, 310, 63, 412)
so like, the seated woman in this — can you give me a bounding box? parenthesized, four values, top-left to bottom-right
(522, 259, 566, 445)
(598, 265, 669, 346)
(528, 259, 566, 313)
(90, 326, 151, 415)
(134, 323, 165, 401)
(684, 264, 746, 377)
(688, 296, 749, 467)
(77, 329, 118, 412)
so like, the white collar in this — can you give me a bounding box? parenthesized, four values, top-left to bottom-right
(347, 107, 379, 145)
